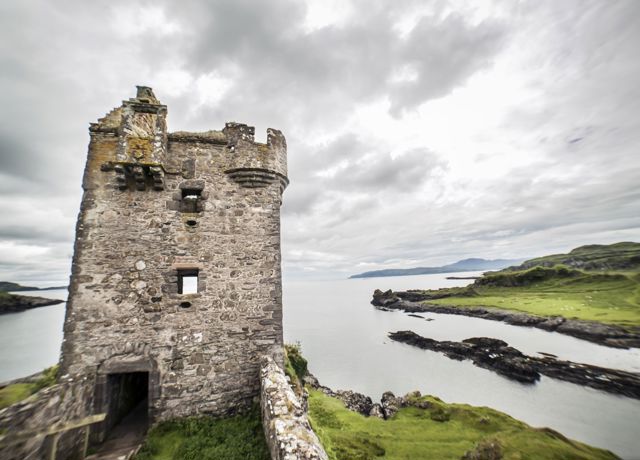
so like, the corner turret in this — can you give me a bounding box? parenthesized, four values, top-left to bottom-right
(223, 123, 288, 193)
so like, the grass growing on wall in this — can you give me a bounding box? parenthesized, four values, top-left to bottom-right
(0, 365, 58, 409)
(284, 342, 307, 396)
(308, 390, 618, 460)
(427, 269, 640, 327)
(133, 406, 270, 460)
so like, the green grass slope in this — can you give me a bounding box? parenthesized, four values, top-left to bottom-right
(0, 365, 58, 409)
(133, 406, 270, 460)
(309, 390, 617, 460)
(508, 242, 640, 272)
(428, 267, 640, 327)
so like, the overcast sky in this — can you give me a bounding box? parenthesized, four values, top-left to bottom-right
(1, 0, 639, 284)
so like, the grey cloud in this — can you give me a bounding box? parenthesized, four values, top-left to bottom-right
(158, 0, 508, 131)
(282, 134, 444, 219)
(0, 0, 639, 283)
(281, 183, 322, 216)
(335, 148, 445, 192)
(388, 13, 505, 115)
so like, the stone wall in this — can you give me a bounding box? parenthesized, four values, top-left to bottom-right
(260, 356, 328, 460)
(0, 376, 94, 460)
(59, 87, 288, 426)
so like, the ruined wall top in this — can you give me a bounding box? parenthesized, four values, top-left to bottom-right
(88, 86, 288, 192)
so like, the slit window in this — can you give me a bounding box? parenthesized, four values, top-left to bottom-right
(178, 269, 199, 294)
(181, 189, 202, 213)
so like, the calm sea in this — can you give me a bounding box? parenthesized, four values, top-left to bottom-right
(283, 273, 640, 459)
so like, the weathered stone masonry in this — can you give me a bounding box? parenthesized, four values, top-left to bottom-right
(260, 357, 328, 460)
(58, 86, 288, 440)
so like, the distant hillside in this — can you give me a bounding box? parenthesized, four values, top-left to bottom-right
(0, 281, 66, 292)
(349, 258, 524, 279)
(506, 242, 640, 272)
(0, 281, 39, 292)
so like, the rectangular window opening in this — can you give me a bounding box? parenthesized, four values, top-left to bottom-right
(181, 189, 202, 213)
(178, 269, 199, 294)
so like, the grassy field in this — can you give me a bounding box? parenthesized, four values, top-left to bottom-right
(0, 365, 58, 409)
(427, 269, 640, 327)
(308, 390, 617, 460)
(133, 407, 270, 460)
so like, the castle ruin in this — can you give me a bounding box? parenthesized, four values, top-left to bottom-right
(59, 86, 288, 442)
(0, 87, 328, 460)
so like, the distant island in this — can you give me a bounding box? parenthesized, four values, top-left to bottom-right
(0, 281, 66, 314)
(0, 281, 67, 292)
(349, 257, 524, 279)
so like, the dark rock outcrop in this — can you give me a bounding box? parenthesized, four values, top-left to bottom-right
(334, 390, 374, 416)
(0, 294, 64, 314)
(380, 391, 402, 419)
(369, 403, 384, 418)
(389, 330, 640, 399)
(304, 372, 420, 420)
(304, 376, 374, 417)
(462, 438, 503, 460)
(372, 288, 461, 305)
(373, 291, 640, 349)
(372, 289, 401, 307)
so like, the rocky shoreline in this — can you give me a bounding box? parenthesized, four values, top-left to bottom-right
(388, 330, 640, 400)
(0, 294, 64, 314)
(299, 372, 617, 460)
(302, 372, 440, 420)
(372, 289, 640, 349)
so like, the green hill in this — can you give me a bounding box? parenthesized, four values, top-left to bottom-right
(427, 269, 640, 327)
(405, 243, 640, 327)
(507, 242, 640, 272)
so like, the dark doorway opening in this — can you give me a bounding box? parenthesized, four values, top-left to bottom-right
(93, 372, 149, 456)
(105, 372, 148, 433)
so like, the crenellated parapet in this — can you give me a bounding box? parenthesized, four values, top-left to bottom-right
(223, 123, 289, 192)
(89, 88, 288, 195)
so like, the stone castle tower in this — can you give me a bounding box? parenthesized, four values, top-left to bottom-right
(59, 86, 288, 440)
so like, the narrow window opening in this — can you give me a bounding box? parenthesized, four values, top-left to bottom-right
(178, 269, 199, 294)
(181, 188, 202, 213)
